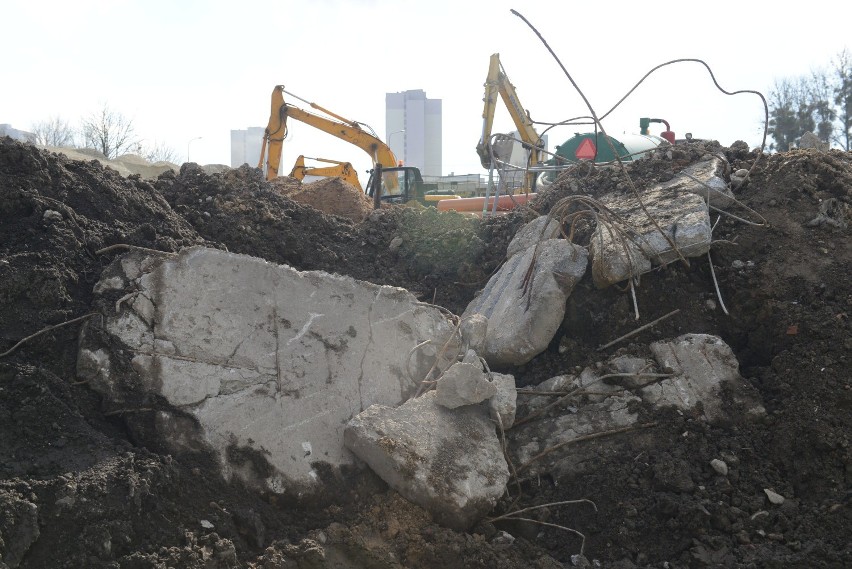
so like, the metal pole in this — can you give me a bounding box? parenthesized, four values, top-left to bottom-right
(187, 136, 202, 163)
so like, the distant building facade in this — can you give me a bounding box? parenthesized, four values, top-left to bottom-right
(0, 124, 36, 143)
(230, 127, 265, 169)
(385, 90, 441, 177)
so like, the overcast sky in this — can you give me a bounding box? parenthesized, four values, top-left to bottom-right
(4, 1, 850, 180)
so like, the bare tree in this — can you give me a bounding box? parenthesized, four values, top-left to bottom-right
(833, 48, 852, 150)
(31, 116, 77, 147)
(80, 103, 139, 159)
(768, 78, 815, 151)
(141, 140, 181, 164)
(809, 69, 836, 144)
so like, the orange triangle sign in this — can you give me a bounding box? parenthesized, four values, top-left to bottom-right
(575, 138, 597, 160)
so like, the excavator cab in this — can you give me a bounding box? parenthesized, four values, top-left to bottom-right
(365, 166, 435, 205)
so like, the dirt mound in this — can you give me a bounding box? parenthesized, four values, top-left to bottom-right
(0, 137, 850, 568)
(287, 177, 374, 222)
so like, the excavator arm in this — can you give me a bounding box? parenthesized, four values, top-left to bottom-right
(259, 85, 398, 182)
(289, 155, 363, 192)
(476, 53, 544, 190)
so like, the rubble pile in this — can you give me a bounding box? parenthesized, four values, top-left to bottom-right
(1, 137, 850, 568)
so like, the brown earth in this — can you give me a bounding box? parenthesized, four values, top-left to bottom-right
(0, 137, 849, 568)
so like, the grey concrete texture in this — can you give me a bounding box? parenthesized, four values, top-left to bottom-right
(78, 246, 461, 495)
(462, 239, 589, 367)
(509, 334, 765, 478)
(505, 215, 562, 260)
(589, 186, 711, 287)
(344, 391, 509, 531)
(488, 372, 517, 429)
(658, 155, 735, 209)
(645, 333, 767, 422)
(435, 362, 497, 409)
(588, 155, 736, 288)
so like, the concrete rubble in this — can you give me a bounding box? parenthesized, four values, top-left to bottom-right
(344, 390, 509, 531)
(645, 333, 766, 422)
(461, 238, 588, 367)
(509, 334, 765, 479)
(71, 155, 764, 533)
(435, 362, 497, 409)
(77, 246, 461, 495)
(590, 155, 733, 288)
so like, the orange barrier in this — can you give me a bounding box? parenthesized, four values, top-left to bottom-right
(436, 193, 537, 213)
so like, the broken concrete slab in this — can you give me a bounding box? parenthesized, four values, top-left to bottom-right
(507, 335, 765, 478)
(588, 156, 736, 288)
(78, 246, 460, 495)
(590, 187, 711, 287)
(658, 155, 735, 209)
(644, 333, 766, 423)
(510, 387, 642, 479)
(344, 391, 509, 531)
(435, 362, 497, 409)
(506, 215, 562, 260)
(462, 239, 588, 367)
(488, 372, 517, 429)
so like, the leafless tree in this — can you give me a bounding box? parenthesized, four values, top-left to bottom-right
(809, 68, 836, 144)
(140, 140, 181, 164)
(31, 116, 76, 147)
(833, 48, 852, 150)
(80, 103, 139, 159)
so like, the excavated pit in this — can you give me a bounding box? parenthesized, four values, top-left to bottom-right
(0, 138, 850, 568)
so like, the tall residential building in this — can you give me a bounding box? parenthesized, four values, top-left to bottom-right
(230, 127, 265, 169)
(385, 90, 441, 177)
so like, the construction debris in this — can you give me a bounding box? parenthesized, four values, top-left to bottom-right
(1, 138, 850, 568)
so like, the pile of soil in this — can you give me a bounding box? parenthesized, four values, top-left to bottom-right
(0, 137, 849, 568)
(270, 175, 375, 223)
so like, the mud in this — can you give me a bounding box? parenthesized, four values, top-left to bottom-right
(0, 138, 849, 568)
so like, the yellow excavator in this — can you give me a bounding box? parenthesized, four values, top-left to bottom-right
(259, 85, 454, 205)
(288, 155, 363, 192)
(477, 53, 545, 192)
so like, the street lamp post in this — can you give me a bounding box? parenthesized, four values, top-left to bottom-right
(187, 136, 203, 164)
(388, 129, 405, 165)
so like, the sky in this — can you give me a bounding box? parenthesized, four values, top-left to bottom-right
(3, 1, 850, 182)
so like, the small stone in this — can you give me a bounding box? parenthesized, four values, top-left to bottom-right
(389, 236, 403, 252)
(491, 530, 515, 549)
(732, 260, 745, 269)
(43, 209, 63, 221)
(710, 459, 728, 476)
(200, 519, 214, 529)
(764, 488, 785, 505)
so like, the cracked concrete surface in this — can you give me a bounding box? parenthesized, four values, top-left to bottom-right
(78, 246, 460, 494)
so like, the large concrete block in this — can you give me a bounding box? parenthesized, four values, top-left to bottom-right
(645, 333, 766, 423)
(462, 239, 588, 367)
(590, 187, 711, 287)
(78, 247, 459, 495)
(344, 391, 509, 531)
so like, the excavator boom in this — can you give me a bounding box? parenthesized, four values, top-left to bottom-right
(477, 53, 543, 191)
(260, 85, 397, 182)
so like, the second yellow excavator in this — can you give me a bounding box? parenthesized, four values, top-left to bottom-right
(288, 155, 363, 192)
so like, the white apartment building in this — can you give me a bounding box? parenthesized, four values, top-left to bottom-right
(230, 127, 266, 169)
(385, 90, 441, 177)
